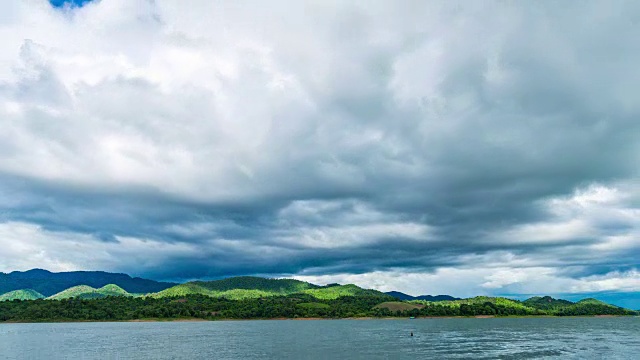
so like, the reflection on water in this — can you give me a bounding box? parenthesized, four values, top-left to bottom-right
(0, 317, 639, 359)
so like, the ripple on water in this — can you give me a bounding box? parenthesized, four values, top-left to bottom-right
(0, 318, 639, 360)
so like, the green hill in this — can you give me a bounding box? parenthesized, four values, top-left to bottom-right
(0, 289, 45, 301)
(408, 296, 541, 315)
(417, 296, 535, 310)
(0, 269, 174, 296)
(1, 276, 637, 321)
(302, 284, 389, 300)
(152, 276, 319, 300)
(96, 284, 130, 297)
(576, 298, 607, 305)
(520, 296, 635, 315)
(374, 301, 424, 312)
(523, 296, 574, 310)
(48, 284, 131, 300)
(192, 276, 317, 293)
(151, 284, 278, 300)
(555, 298, 635, 316)
(151, 278, 392, 301)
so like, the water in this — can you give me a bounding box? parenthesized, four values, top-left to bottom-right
(1, 318, 639, 359)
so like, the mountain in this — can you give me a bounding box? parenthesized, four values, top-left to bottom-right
(555, 298, 635, 316)
(47, 284, 132, 300)
(153, 276, 320, 300)
(523, 296, 573, 310)
(385, 291, 414, 300)
(152, 277, 392, 300)
(416, 295, 461, 301)
(190, 276, 317, 293)
(0, 289, 45, 301)
(385, 291, 460, 301)
(521, 296, 635, 315)
(303, 284, 391, 300)
(441, 296, 535, 309)
(0, 269, 175, 296)
(1, 274, 637, 321)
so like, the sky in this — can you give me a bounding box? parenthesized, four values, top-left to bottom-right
(0, 0, 639, 308)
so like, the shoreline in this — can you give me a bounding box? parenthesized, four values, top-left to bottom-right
(0, 314, 633, 324)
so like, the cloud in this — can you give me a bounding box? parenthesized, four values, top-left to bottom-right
(0, 221, 198, 274)
(0, 0, 639, 303)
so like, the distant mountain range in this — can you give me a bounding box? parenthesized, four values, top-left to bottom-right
(0, 269, 636, 318)
(385, 291, 461, 302)
(0, 270, 637, 321)
(1, 270, 453, 302)
(0, 269, 175, 297)
(0, 272, 392, 301)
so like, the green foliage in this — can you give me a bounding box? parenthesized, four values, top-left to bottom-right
(47, 284, 132, 300)
(555, 299, 633, 316)
(194, 276, 317, 293)
(374, 301, 423, 312)
(523, 296, 574, 310)
(152, 277, 319, 300)
(520, 296, 634, 316)
(0, 289, 45, 301)
(297, 302, 331, 310)
(1, 292, 632, 323)
(302, 284, 388, 300)
(47, 286, 96, 300)
(1, 276, 636, 322)
(0, 293, 391, 322)
(412, 296, 537, 313)
(0, 269, 174, 297)
(576, 298, 607, 305)
(151, 283, 214, 298)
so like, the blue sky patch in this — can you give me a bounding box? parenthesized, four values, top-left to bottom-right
(50, 0, 93, 8)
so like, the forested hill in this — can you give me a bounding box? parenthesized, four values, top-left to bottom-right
(1, 271, 638, 321)
(385, 291, 460, 301)
(0, 269, 175, 296)
(151, 278, 389, 300)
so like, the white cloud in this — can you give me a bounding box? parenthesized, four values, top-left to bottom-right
(296, 267, 640, 297)
(0, 1, 639, 296)
(274, 199, 431, 248)
(0, 221, 198, 274)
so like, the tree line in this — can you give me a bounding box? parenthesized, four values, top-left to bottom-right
(0, 294, 635, 322)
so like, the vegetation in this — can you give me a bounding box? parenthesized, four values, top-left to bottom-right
(0, 269, 174, 296)
(191, 276, 316, 293)
(0, 293, 391, 322)
(302, 284, 388, 300)
(0, 291, 634, 322)
(150, 280, 390, 301)
(0, 289, 44, 301)
(0, 275, 637, 322)
(152, 277, 318, 300)
(47, 284, 132, 300)
(385, 291, 460, 301)
(374, 301, 424, 312)
(522, 296, 573, 310)
(553, 298, 632, 316)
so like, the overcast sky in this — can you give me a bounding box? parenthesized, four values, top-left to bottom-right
(1, 0, 639, 307)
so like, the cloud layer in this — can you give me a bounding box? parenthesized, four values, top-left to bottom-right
(1, 0, 639, 304)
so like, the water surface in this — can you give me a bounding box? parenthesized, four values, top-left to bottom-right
(1, 317, 639, 359)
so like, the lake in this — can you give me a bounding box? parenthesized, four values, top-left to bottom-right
(1, 317, 639, 359)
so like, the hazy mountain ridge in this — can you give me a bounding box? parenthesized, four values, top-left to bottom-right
(385, 291, 461, 301)
(0, 269, 175, 296)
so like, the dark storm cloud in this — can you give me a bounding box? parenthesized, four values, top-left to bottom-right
(0, 0, 639, 296)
